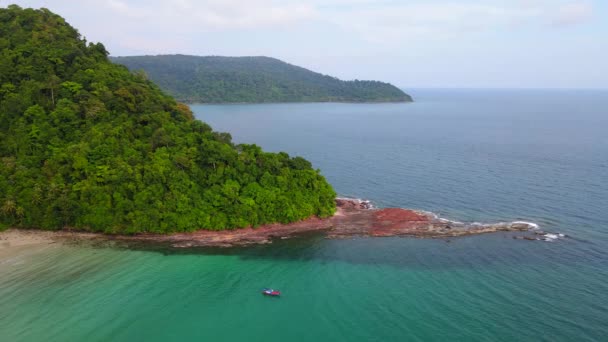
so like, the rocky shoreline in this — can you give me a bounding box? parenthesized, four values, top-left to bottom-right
(1, 198, 542, 248)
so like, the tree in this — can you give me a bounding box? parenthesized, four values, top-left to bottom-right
(0, 6, 336, 233)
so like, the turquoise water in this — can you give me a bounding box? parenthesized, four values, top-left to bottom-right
(2, 89, 608, 341)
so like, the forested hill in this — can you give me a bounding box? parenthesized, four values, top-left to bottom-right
(0, 5, 336, 234)
(111, 55, 413, 103)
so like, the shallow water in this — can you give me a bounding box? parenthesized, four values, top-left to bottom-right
(1, 89, 607, 341)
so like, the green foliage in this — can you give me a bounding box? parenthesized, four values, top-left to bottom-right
(0, 6, 336, 234)
(112, 55, 413, 103)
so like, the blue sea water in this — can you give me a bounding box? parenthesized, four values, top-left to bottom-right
(1, 89, 607, 341)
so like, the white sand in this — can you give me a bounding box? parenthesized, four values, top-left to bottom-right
(0, 229, 59, 261)
(0, 229, 58, 247)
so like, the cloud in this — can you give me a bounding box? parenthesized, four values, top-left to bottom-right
(5, 0, 596, 54)
(318, 0, 595, 43)
(326, 4, 527, 42)
(99, 0, 316, 31)
(105, 0, 130, 15)
(551, 2, 594, 27)
(45, 0, 317, 53)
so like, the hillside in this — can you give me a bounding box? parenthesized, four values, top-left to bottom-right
(0, 5, 336, 234)
(111, 55, 413, 103)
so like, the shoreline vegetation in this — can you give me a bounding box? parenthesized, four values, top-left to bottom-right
(111, 55, 413, 104)
(0, 199, 540, 249)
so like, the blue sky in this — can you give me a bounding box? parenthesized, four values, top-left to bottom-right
(5, 0, 607, 89)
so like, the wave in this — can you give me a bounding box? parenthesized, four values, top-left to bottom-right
(512, 221, 540, 230)
(336, 197, 375, 209)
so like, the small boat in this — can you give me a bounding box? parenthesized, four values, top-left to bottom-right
(262, 288, 281, 297)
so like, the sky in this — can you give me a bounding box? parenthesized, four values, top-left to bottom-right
(4, 0, 608, 89)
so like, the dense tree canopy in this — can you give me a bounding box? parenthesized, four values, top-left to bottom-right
(112, 55, 413, 103)
(0, 6, 336, 234)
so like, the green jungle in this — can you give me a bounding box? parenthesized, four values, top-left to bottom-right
(112, 55, 413, 103)
(0, 5, 336, 234)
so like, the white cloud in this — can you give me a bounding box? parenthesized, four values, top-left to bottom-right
(45, 0, 317, 53)
(319, 0, 595, 43)
(105, 0, 130, 14)
(99, 0, 316, 31)
(552, 2, 594, 27)
(326, 4, 522, 42)
(5, 0, 597, 54)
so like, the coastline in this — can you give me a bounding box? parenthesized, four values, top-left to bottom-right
(0, 199, 540, 249)
(0, 229, 61, 262)
(184, 98, 413, 105)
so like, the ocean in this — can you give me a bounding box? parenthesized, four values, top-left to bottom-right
(1, 89, 607, 341)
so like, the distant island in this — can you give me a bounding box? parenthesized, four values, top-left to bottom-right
(111, 55, 413, 104)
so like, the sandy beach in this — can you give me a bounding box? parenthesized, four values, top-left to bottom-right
(0, 229, 58, 264)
